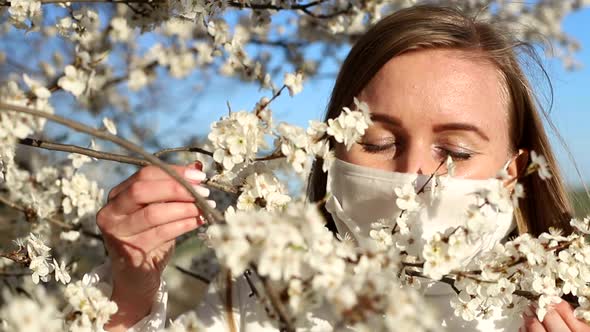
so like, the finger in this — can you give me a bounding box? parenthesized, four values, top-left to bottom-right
(108, 163, 206, 202)
(541, 306, 572, 332)
(126, 217, 201, 252)
(553, 301, 590, 331)
(114, 202, 201, 236)
(524, 313, 548, 332)
(110, 179, 210, 215)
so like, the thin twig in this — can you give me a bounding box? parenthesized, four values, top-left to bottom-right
(17, 137, 239, 194)
(248, 263, 294, 332)
(19, 138, 150, 166)
(174, 264, 211, 284)
(153, 146, 213, 158)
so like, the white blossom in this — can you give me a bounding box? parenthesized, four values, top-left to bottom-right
(52, 259, 71, 284)
(571, 217, 590, 234)
(284, 71, 304, 96)
(57, 65, 88, 97)
(530, 150, 552, 180)
(67, 153, 92, 169)
(208, 110, 269, 171)
(110, 17, 132, 42)
(326, 97, 373, 150)
(102, 117, 118, 135)
(394, 184, 421, 211)
(128, 68, 149, 91)
(23, 74, 50, 99)
(59, 172, 104, 222)
(8, 0, 42, 29)
(236, 171, 291, 212)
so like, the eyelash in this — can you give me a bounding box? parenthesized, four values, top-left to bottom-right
(359, 142, 473, 161)
(359, 142, 397, 154)
(440, 149, 472, 160)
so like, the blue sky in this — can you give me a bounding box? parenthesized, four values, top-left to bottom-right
(543, 8, 590, 187)
(156, 8, 590, 188)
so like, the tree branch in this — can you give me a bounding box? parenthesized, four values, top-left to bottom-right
(16, 137, 238, 194)
(18, 137, 150, 166)
(0, 0, 152, 5)
(227, 0, 353, 19)
(0, 102, 223, 225)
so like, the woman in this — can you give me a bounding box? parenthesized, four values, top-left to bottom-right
(94, 4, 590, 332)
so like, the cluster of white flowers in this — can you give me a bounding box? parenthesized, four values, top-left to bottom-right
(208, 96, 369, 177)
(63, 274, 119, 330)
(57, 65, 89, 97)
(359, 160, 590, 325)
(283, 72, 304, 97)
(276, 120, 333, 174)
(13, 233, 71, 285)
(207, 201, 439, 331)
(446, 225, 590, 323)
(1, 79, 53, 147)
(236, 171, 291, 212)
(208, 110, 270, 171)
(326, 97, 373, 150)
(59, 171, 105, 224)
(7, 0, 42, 30)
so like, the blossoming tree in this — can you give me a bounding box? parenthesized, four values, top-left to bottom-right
(1, 1, 589, 331)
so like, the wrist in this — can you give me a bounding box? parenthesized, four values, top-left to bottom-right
(105, 289, 155, 331)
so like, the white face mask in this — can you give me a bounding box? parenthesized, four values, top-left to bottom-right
(325, 158, 516, 266)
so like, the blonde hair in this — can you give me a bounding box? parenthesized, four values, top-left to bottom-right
(307, 4, 574, 236)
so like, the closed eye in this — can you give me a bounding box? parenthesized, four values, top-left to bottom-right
(359, 142, 397, 153)
(436, 147, 473, 161)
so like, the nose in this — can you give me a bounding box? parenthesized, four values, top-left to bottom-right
(393, 142, 441, 175)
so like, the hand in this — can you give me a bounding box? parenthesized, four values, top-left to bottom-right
(521, 301, 590, 332)
(96, 161, 213, 330)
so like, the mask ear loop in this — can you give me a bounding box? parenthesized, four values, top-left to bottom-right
(501, 148, 528, 191)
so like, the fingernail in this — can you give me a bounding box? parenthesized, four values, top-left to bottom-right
(185, 169, 206, 181)
(192, 185, 210, 197)
(193, 160, 203, 171)
(196, 215, 205, 226)
(207, 199, 216, 209)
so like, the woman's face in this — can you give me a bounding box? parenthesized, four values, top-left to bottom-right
(335, 48, 517, 179)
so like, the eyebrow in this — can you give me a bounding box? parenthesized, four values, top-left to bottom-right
(370, 113, 490, 141)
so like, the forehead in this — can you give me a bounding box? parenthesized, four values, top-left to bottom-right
(359, 48, 510, 132)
